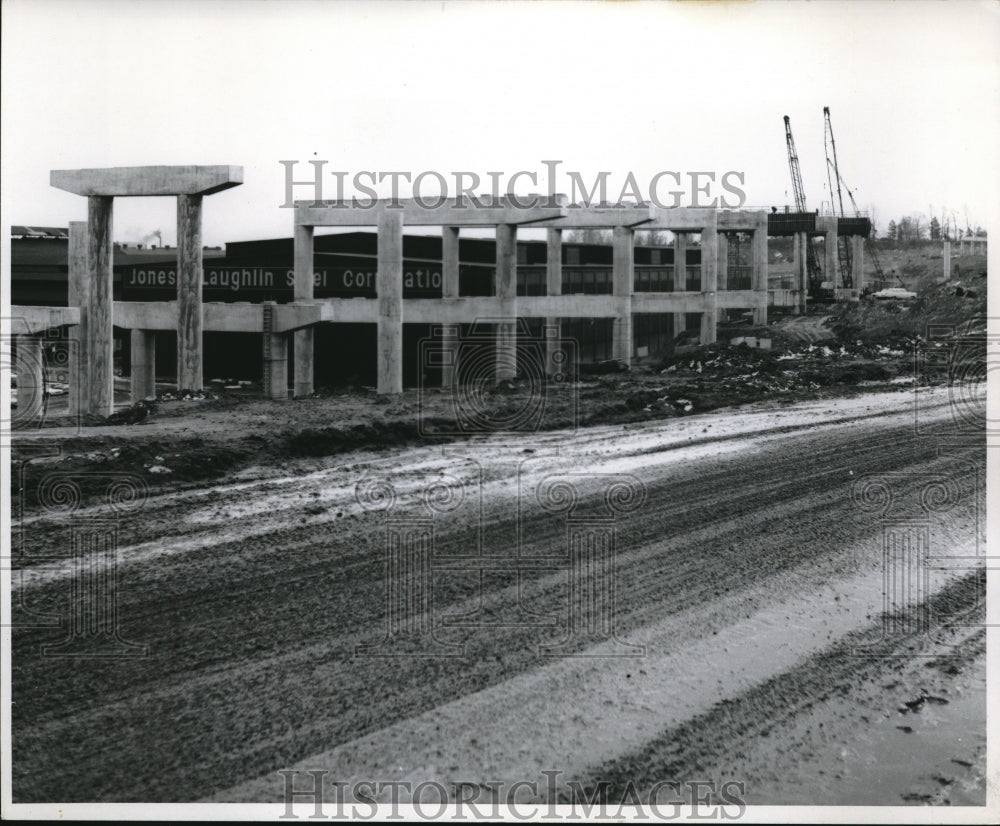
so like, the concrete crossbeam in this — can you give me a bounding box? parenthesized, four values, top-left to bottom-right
(295, 197, 567, 227)
(51, 165, 243, 197)
(7, 307, 80, 336)
(534, 206, 654, 228)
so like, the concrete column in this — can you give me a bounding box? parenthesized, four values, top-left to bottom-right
(176, 193, 204, 392)
(262, 302, 288, 400)
(792, 231, 800, 277)
(611, 226, 633, 365)
(441, 226, 460, 388)
(851, 235, 864, 292)
(825, 229, 839, 290)
(545, 227, 563, 376)
(130, 330, 156, 402)
(751, 215, 768, 325)
(699, 225, 718, 345)
(716, 231, 729, 323)
(67, 221, 89, 416)
(377, 210, 404, 394)
(495, 223, 517, 381)
(796, 231, 808, 314)
(87, 195, 114, 416)
(15, 335, 44, 421)
(943, 241, 951, 282)
(293, 223, 315, 397)
(673, 231, 687, 338)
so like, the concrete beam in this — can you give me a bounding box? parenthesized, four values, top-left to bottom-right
(611, 226, 633, 365)
(534, 205, 654, 228)
(645, 207, 719, 231)
(7, 307, 80, 336)
(718, 210, 766, 231)
(130, 330, 156, 402)
(495, 223, 517, 381)
(293, 223, 315, 397)
(88, 195, 114, 417)
(295, 196, 567, 228)
(51, 165, 243, 197)
(176, 194, 204, 392)
(67, 221, 88, 416)
(377, 210, 404, 394)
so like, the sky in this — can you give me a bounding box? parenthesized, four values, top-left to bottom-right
(2, 0, 998, 248)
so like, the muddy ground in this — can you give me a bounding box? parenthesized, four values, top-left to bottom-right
(10, 368, 987, 808)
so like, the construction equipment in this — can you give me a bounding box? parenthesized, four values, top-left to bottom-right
(823, 106, 853, 287)
(783, 115, 823, 297)
(833, 170, 891, 288)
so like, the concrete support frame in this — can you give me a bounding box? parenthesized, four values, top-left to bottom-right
(293, 224, 315, 397)
(751, 214, 768, 326)
(545, 227, 563, 376)
(495, 223, 517, 381)
(377, 210, 404, 394)
(700, 225, 718, 344)
(673, 231, 687, 337)
(612, 226, 634, 365)
(440, 226, 461, 388)
(130, 330, 156, 402)
(851, 235, 864, 292)
(87, 195, 115, 416)
(177, 194, 204, 392)
(51, 165, 243, 415)
(67, 221, 89, 416)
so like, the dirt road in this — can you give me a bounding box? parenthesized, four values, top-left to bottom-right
(10, 389, 986, 806)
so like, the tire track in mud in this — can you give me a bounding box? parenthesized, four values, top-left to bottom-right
(11, 401, 984, 802)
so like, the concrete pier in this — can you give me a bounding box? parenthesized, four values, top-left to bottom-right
(611, 225, 633, 365)
(440, 226, 460, 388)
(262, 302, 288, 400)
(851, 235, 864, 292)
(673, 232, 687, 338)
(545, 227, 563, 377)
(176, 194, 204, 392)
(377, 210, 404, 394)
(943, 241, 951, 282)
(751, 214, 767, 325)
(67, 221, 89, 416)
(87, 195, 114, 416)
(795, 231, 808, 314)
(15, 335, 44, 421)
(825, 228, 839, 289)
(130, 330, 156, 401)
(495, 223, 517, 381)
(700, 225, 718, 344)
(293, 223, 315, 397)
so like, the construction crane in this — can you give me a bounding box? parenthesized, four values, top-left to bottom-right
(823, 106, 853, 287)
(783, 115, 823, 296)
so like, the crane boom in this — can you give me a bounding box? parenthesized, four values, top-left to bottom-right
(823, 106, 853, 287)
(783, 115, 823, 294)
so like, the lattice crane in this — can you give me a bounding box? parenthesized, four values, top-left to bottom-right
(823, 106, 854, 287)
(783, 115, 823, 295)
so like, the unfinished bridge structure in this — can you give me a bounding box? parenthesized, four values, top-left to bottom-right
(9, 165, 871, 418)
